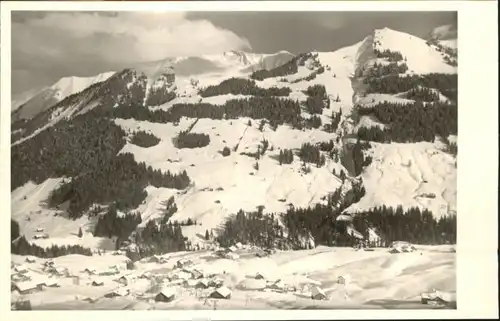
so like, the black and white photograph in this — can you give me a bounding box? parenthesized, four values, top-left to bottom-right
(1, 0, 497, 317)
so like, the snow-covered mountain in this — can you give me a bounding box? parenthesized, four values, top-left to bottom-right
(11, 51, 295, 123)
(11, 72, 116, 121)
(11, 27, 457, 254)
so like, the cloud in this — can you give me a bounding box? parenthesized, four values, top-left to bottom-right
(11, 11, 252, 95)
(12, 11, 252, 63)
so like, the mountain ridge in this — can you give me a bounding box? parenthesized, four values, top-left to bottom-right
(11, 26, 457, 253)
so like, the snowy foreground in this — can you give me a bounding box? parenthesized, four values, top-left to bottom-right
(11, 245, 456, 310)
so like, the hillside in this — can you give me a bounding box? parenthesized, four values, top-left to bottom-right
(11, 27, 457, 258)
(11, 72, 116, 122)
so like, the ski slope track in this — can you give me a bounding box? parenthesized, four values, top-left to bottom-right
(11, 28, 457, 309)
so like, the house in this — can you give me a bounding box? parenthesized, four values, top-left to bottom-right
(225, 252, 239, 260)
(116, 275, 130, 286)
(83, 268, 97, 275)
(104, 288, 129, 298)
(311, 286, 327, 300)
(390, 241, 415, 253)
(25, 257, 36, 263)
(99, 268, 119, 276)
(255, 251, 268, 258)
(421, 290, 447, 305)
(228, 245, 238, 252)
(170, 270, 192, 281)
(44, 260, 55, 267)
(176, 259, 193, 269)
(41, 279, 60, 288)
(195, 279, 210, 289)
(50, 267, 68, 277)
(14, 265, 29, 273)
(148, 255, 162, 263)
(209, 286, 232, 299)
(82, 296, 99, 303)
(155, 288, 176, 303)
(91, 280, 104, 287)
(33, 233, 49, 239)
(12, 299, 32, 310)
(235, 242, 243, 249)
(337, 275, 351, 285)
(214, 250, 227, 258)
(12, 281, 39, 295)
(190, 269, 203, 280)
(36, 228, 44, 232)
(208, 279, 223, 288)
(336, 214, 353, 222)
(389, 247, 402, 254)
(269, 279, 285, 291)
(11, 273, 31, 282)
(255, 272, 265, 280)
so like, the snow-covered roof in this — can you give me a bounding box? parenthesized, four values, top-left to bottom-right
(197, 279, 210, 286)
(159, 288, 176, 298)
(212, 286, 231, 297)
(228, 246, 238, 252)
(271, 279, 285, 288)
(109, 288, 129, 296)
(15, 265, 28, 272)
(12, 281, 37, 292)
(226, 252, 239, 259)
(235, 242, 243, 248)
(336, 214, 353, 221)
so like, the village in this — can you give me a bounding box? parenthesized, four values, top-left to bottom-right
(11, 241, 456, 310)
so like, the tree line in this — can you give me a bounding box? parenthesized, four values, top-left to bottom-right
(11, 112, 127, 191)
(12, 235, 93, 258)
(250, 53, 314, 81)
(351, 206, 457, 245)
(47, 153, 191, 218)
(374, 49, 404, 62)
(405, 87, 441, 102)
(199, 78, 291, 97)
(364, 73, 457, 99)
(93, 204, 142, 240)
(366, 62, 409, 78)
(356, 101, 457, 143)
(216, 180, 367, 249)
(146, 86, 176, 107)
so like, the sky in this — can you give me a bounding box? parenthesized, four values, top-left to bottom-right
(11, 11, 457, 99)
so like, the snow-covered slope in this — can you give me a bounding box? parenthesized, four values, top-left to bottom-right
(11, 27, 457, 255)
(372, 27, 456, 74)
(12, 72, 116, 121)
